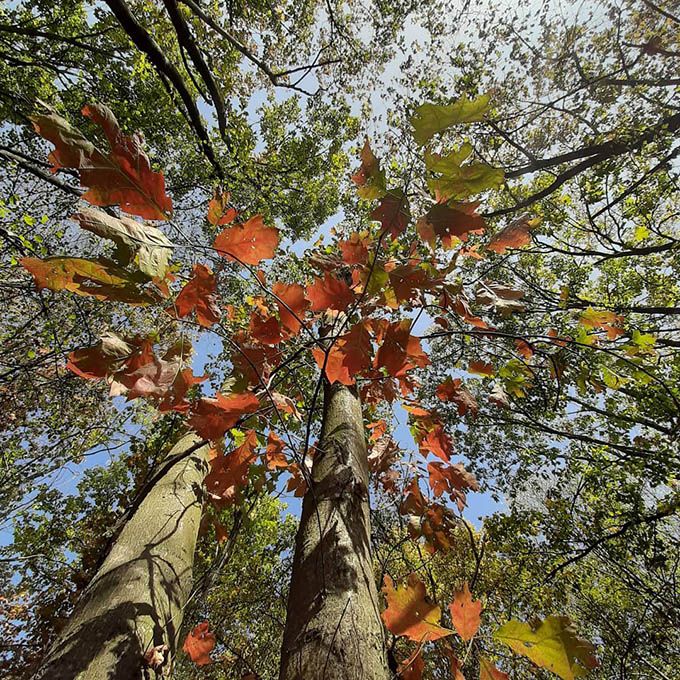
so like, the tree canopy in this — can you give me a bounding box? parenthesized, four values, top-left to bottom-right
(1, 1, 679, 679)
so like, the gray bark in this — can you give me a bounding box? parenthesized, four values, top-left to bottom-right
(279, 383, 389, 680)
(35, 432, 210, 680)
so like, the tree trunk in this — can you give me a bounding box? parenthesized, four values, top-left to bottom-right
(279, 383, 389, 680)
(35, 432, 209, 680)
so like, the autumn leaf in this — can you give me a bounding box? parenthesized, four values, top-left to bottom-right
(351, 138, 387, 200)
(270, 391, 302, 420)
(265, 431, 288, 469)
(381, 572, 453, 641)
(272, 281, 310, 337)
(479, 658, 509, 680)
(468, 361, 494, 377)
(307, 272, 355, 312)
(449, 583, 482, 641)
(398, 646, 425, 680)
(183, 621, 215, 665)
(494, 616, 599, 680)
(21, 256, 154, 304)
(189, 392, 260, 441)
(427, 461, 478, 509)
(171, 263, 221, 327)
(487, 215, 540, 254)
(579, 307, 624, 339)
(66, 332, 137, 380)
(339, 232, 371, 265)
(418, 424, 453, 463)
(249, 313, 282, 345)
(436, 377, 478, 417)
(417, 202, 485, 249)
(375, 320, 430, 378)
(213, 215, 279, 265)
(32, 105, 172, 220)
(410, 94, 491, 145)
(475, 282, 525, 316)
(370, 190, 411, 239)
(443, 647, 466, 680)
(205, 430, 259, 504)
(207, 188, 237, 225)
(74, 207, 173, 278)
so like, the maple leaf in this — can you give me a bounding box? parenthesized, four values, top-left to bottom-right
(74, 207, 173, 278)
(368, 437, 401, 473)
(265, 431, 288, 469)
(367, 420, 387, 441)
(272, 281, 310, 336)
(417, 202, 485, 249)
(381, 572, 453, 641)
(375, 320, 430, 378)
(158, 367, 207, 413)
(171, 263, 221, 327)
(436, 377, 478, 417)
(487, 215, 540, 254)
(142, 644, 168, 670)
(339, 232, 371, 265)
(286, 461, 309, 497)
(351, 138, 386, 200)
(398, 646, 424, 680)
(468, 361, 494, 376)
(205, 430, 259, 504)
(579, 307, 624, 339)
(410, 94, 491, 145)
(388, 264, 434, 305)
(207, 188, 237, 225)
(479, 658, 509, 680)
(494, 616, 599, 680)
(443, 647, 466, 680)
(306, 272, 355, 311)
(312, 344, 352, 385)
(231, 332, 280, 386)
(515, 339, 533, 359)
(449, 583, 482, 641)
(189, 392, 259, 441)
(183, 621, 215, 666)
(213, 215, 279, 265)
(66, 332, 137, 379)
(21, 256, 153, 304)
(32, 105, 172, 220)
(370, 190, 411, 240)
(427, 461, 478, 509)
(249, 312, 282, 345)
(270, 392, 302, 420)
(418, 424, 453, 462)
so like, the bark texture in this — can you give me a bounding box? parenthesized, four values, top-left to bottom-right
(279, 383, 388, 680)
(35, 432, 209, 680)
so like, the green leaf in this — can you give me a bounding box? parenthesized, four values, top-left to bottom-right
(410, 94, 491, 145)
(494, 616, 599, 680)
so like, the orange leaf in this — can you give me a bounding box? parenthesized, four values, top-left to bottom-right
(367, 420, 387, 441)
(398, 646, 424, 680)
(171, 263, 220, 327)
(436, 377, 478, 417)
(213, 215, 279, 265)
(419, 425, 453, 462)
(417, 202, 485, 249)
(487, 215, 539, 254)
(479, 658, 509, 680)
(449, 583, 482, 641)
(468, 361, 494, 376)
(306, 273, 355, 312)
(32, 105, 172, 220)
(273, 281, 310, 336)
(189, 392, 260, 441)
(183, 622, 215, 666)
(265, 432, 288, 469)
(207, 188, 237, 225)
(339, 232, 370, 265)
(375, 320, 430, 378)
(381, 572, 453, 642)
(370, 190, 410, 240)
(205, 430, 258, 504)
(249, 313, 282, 345)
(427, 461, 478, 509)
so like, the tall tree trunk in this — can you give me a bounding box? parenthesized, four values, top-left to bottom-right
(279, 382, 389, 680)
(35, 432, 209, 680)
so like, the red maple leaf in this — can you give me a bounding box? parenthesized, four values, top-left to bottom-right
(418, 424, 453, 462)
(272, 281, 310, 336)
(213, 215, 279, 265)
(265, 431, 288, 469)
(32, 105, 172, 220)
(189, 392, 259, 441)
(436, 377, 478, 417)
(205, 430, 258, 504)
(449, 582, 482, 641)
(306, 272, 355, 312)
(487, 215, 538, 254)
(183, 622, 215, 666)
(249, 312, 282, 345)
(417, 201, 485, 248)
(171, 263, 221, 327)
(339, 232, 371, 265)
(370, 190, 410, 239)
(375, 320, 430, 377)
(207, 188, 237, 225)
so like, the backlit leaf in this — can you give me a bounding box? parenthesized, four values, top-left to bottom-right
(410, 95, 491, 145)
(213, 215, 279, 265)
(449, 582, 482, 641)
(307, 272, 355, 311)
(183, 622, 215, 666)
(189, 392, 260, 441)
(171, 263, 221, 327)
